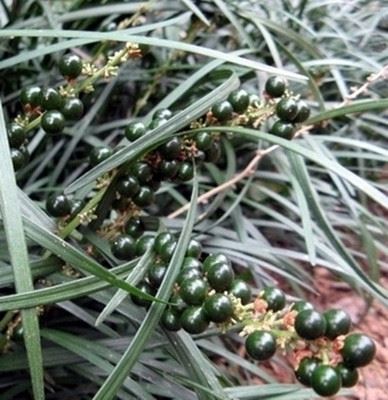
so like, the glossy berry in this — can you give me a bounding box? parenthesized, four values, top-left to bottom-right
(111, 235, 136, 260)
(41, 88, 64, 110)
(11, 147, 28, 170)
(182, 257, 202, 270)
(69, 199, 84, 218)
(180, 306, 209, 334)
(177, 267, 203, 285)
(203, 253, 230, 272)
(7, 123, 26, 148)
(161, 308, 181, 331)
(207, 262, 234, 292)
(46, 193, 72, 217)
(177, 162, 194, 181)
(203, 293, 233, 323)
(89, 146, 112, 166)
(336, 364, 359, 388)
(195, 132, 212, 151)
(245, 330, 277, 361)
(117, 175, 140, 197)
(131, 162, 153, 184)
(293, 100, 310, 123)
(270, 120, 294, 139)
(265, 76, 287, 98)
(154, 232, 174, 254)
(311, 365, 341, 397)
(125, 121, 146, 141)
(186, 239, 202, 258)
(295, 310, 327, 340)
(276, 98, 298, 122)
(228, 89, 250, 113)
(148, 118, 167, 129)
(159, 240, 177, 262)
(61, 97, 84, 120)
(125, 217, 143, 238)
(292, 301, 314, 313)
(229, 279, 251, 305)
(323, 309, 351, 340)
(148, 263, 167, 288)
(154, 109, 173, 120)
(260, 287, 286, 312)
(59, 54, 83, 79)
(211, 100, 233, 121)
(135, 235, 154, 256)
(341, 333, 376, 368)
(160, 137, 181, 160)
(133, 186, 155, 207)
(41, 110, 65, 134)
(159, 160, 180, 179)
(205, 141, 222, 163)
(295, 357, 320, 387)
(170, 293, 187, 314)
(179, 277, 208, 306)
(130, 280, 154, 307)
(20, 86, 42, 107)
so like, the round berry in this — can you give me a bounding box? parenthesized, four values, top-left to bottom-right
(341, 333, 376, 368)
(180, 278, 208, 306)
(336, 364, 359, 388)
(159, 160, 180, 179)
(203, 293, 233, 323)
(186, 239, 202, 259)
(61, 97, 84, 120)
(293, 100, 310, 123)
(295, 357, 320, 387)
(133, 186, 155, 207)
(41, 110, 65, 134)
(159, 240, 177, 262)
(229, 279, 251, 305)
(295, 310, 327, 340)
(292, 301, 314, 313)
(20, 86, 42, 107)
(211, 100, 233, 121)
(160, 137, 181, 160)
(59, 54, 83, 79)
(89, 146, 112, 166)
(135, 235, 154, 256)
(130, 280, 154, 307)
(245, 331, 277, 361)
(276, 98, 298, 122)
(260, 287, 286, 312)
(207, 262, 234, 292)
(69, 199, 85, 218)
(125, 217, 143, 238)
(265, 76, 287, 98)
(161, 308, 181, 331)
(7, 123, 26, 148)
(117, 175, 140, 197)
(182, 257, 202, 270)
(41, 88, 64, 110)
(148, 263, 167, 288)
(154, 109, 173, 120)
(177, 267, 203, 285)
(311, 365, 341, 397)
(180, 306, 209, 334)
(46, 193, 72, 217)
(111, 235, 136, 260)
(131, 162, 152, 184)
(228, 89, 250, 113)
(149, 118, 167, 129)
(195, 132, 212, 151)
(323, 309, 351, 340)
(270, 120, 294, 139)
(11, 148, 27, 170)
(177, 162, 194, 181)
(203, 254, 230, 272)
(170, 293, 187, 314)
(205, 141, 222, 163)
(125, 121, 146, 142)
(154, 232, 174, 254)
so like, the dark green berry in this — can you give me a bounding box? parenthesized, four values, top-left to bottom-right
(161, 308, 181, 331)
(295, 357, 320, 387)
(270, 120, 294, 139)
(311, 365, 341, 397)
(148, 263, 167, 288)
(170, 293, 187, 314)
(203, 293, 233, 323)
(195, 132, 212, 151)
(41, 88, 64, 110)
(177, 162, 194, 181)
(265, 76, 287, 98)
(41, 110, 65, 134)
(149, 118, 167, 129)
(260, 287, 286, 312)
(180, 277, 208, 306)
(182, 257, 202, 270)
(117, 175, 140, 197)
(59, 54, 83, 79)
(154, 109, 173, 120)
(160, 137, 181, 160)
(61, 97, 84, 120)
(276, 98, 298, 122)
(341, 333, 376, 368)
(228, 89, 249, 113)
(159, 160, 180, 179)
(177, 267, 203, 285)
(186, 239, 202, 258)
(154, 232, 174, 254)
(131, 162, 152, 184)
(207, 262, 234, 292)
(159, 240, 177, 262)
(125, 121, 146, 141)
(46, 193, 72, 217)
(180, 306, 209, 334)
(20, 86, 42, 107)
(245, 330, 277, 361)
(7, 123, 26, 148)
(111, 235, 136, 260)
(211, 100, 233, 121)
(135, 235, 154, 256)
(203, 254, 230, 272)
(205, 141, 222, 163)
(133, 186, 155, 207)
(336, 363, 359, 388)
(323, 309, 351, 340)
(229, 279, 251, 305)
(89, 146, 112, 166)
(295, 310, 327, 340)
(125, 217, 143, 238)
(69, 199, 85, 218)
(131, 280, 154, 307)
(11, 148, 28, 171)
(292, 301, 314, 313)
(293, 100, 310, 123)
